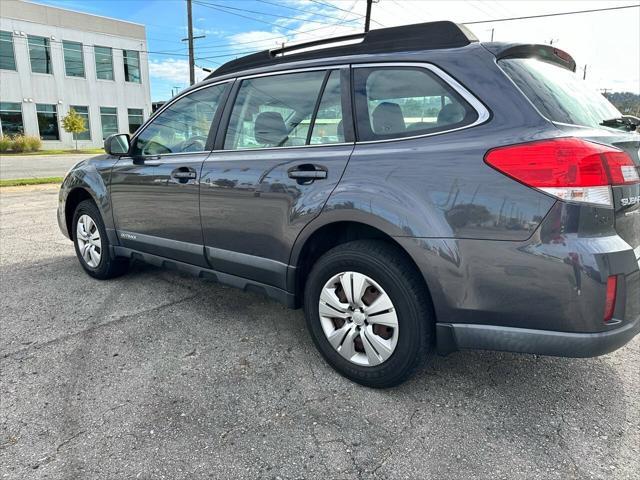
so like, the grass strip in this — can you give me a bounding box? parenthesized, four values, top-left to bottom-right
(0, 177, 63, 187)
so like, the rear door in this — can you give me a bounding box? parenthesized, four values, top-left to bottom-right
(110, 82, 230, 266)
(199, 67, 354, 289)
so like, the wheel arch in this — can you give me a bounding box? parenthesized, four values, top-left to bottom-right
(64, 187, 95, 238)
(289, 219, 435, 317)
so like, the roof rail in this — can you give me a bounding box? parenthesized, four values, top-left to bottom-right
(207, 21, 477, 79)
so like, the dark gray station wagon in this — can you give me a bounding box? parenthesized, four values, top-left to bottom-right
(58, 22, 640, 387)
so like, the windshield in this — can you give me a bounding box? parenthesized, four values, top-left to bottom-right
(499, 58, 622, 129)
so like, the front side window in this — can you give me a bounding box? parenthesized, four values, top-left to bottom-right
(100, 107, 118, 140)
(28, 35, 53, 74)
(70, 105, 90, 140)
(36, 104, 59, 140)
(353, 67, 478, 141)
(127, 108, 144, 134)
(63, 41, 85, 78)
(95, 46, 114, 80)
(224, 70, 329, 150)
(123, 50, 141, 83)
(132, 83, 226, 156)
(0, 31, 16, 71)
(0, 102, 23, 136)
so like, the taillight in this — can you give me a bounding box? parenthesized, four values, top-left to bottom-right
(485, 138, 639, 207)
(604, 275, 618, 323)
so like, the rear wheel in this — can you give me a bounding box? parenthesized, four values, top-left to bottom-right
(303, 240, 433, 388)
(72, 199, 128, 279)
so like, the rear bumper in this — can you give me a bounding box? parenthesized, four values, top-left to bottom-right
(436, 316, 640, 357)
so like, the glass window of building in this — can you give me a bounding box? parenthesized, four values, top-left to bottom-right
(36, 104, 60, 140)
(0, 102, 24, 136)
(127, 108, 144, 134)
(123, 50, 141, 83)
(63, 41, 85, 77)
(70, 106, 91, 140)
(0, 31, 16, 71)
(94, 46, 114, 80)
(100, 107, 118, 139)
(28, 35, 53, 74)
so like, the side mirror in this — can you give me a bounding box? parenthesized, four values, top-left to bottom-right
(104, 133, 130, 156)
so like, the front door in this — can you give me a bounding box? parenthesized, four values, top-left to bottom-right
(110, 82, 230, 266)
(200, 68, 354, 289)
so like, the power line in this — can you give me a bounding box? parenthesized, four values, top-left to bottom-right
(307, 0, 385, 27)
(256, 0, 364, 23)
(192, 1, 324, 33)
(194, 0, 360, 26)
(463, 4, 640, 25)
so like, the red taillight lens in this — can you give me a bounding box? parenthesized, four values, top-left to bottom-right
(604, 275, 618, 323)
(485, 138, 639, 206)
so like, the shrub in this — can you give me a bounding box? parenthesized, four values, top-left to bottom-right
(24, 135, 42, 152)
(0, 135, 11, 153)
(10, 135, 29, 153)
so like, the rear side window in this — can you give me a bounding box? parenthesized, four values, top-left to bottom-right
(353, 67, 478, 141)
(499, 58, 621, 129)
(224, 69, 345, 150)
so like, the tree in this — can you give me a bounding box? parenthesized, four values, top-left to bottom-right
(61, 108, 87, 151)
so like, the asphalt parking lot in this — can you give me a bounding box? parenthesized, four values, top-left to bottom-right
(1, 184, 639, 480)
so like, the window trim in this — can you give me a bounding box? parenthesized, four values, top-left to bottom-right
(35, 103, 60, 140)
(99, 106, 119, 141)
(0, 30, 17, 72)
(0, 101, 24, 136)
(94, 45, 115, 82)
(62, 40, 85, 79)
(351, 62, 490, 144)
(122, 49, 141, 84)
(27, 35, 53, 76)
(127, 80, 232, 158)
(69, 105, 91, 141)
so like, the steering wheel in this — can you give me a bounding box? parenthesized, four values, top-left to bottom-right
(180, 135, 208, 152)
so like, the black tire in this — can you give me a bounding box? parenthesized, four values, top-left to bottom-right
(303, 240, 433, 388)
(72, 199, 128, 279)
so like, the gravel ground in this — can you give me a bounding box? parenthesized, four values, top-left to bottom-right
(1, 185, 639, 480)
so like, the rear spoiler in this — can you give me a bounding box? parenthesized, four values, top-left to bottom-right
(483, 42, 576, 72)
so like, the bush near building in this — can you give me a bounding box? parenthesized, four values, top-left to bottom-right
(0, 135, 43, 153)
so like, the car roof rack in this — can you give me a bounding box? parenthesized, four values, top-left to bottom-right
(206, 21, 477, 79)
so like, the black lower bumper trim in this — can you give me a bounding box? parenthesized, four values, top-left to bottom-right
(436, 317, 640, 357)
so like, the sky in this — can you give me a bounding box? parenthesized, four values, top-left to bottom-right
(30, 0, 640, 101)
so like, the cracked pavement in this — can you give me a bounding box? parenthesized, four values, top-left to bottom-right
(1, 184, 639, 479)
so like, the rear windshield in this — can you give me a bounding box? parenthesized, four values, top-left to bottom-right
(499, 58, 622, 129)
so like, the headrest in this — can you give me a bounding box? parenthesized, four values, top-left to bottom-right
(372, 102, 405, 135)
(254, 111, 287, 146)
(437, 103, 465, 125)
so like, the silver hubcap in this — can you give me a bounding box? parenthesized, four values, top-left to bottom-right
(319, 271, 399, 366)
(76, 214, 101, 268)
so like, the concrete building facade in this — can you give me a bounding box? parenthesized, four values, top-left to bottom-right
(0, 0, 152, 148)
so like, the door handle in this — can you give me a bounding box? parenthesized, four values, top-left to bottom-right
(288, 164, 328, 180)
(171, 167, 197, 183)
(172, 171, 197, 179)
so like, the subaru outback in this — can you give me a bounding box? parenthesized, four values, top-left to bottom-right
(58, 21, 640, 387)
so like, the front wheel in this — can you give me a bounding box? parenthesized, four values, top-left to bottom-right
(303, 240, 433, 388)
(72, 199, 128, 279)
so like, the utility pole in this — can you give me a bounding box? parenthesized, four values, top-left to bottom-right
(182, 0, 205, 86)
(186, 0, 195, 85)
(583, 64, 587, 80)
(490, 28, 494, 41)
(364, 0, 373, 33)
